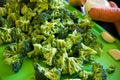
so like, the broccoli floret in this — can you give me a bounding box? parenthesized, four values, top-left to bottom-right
(33, 0, 48, 13)
(82, 31, 103, 55)
(15, 17, 30, 33)
(56, 39, 66, 50)
(17, 40, 33, 57)
(43, 47, 57, 66)
(0, 7, 7, 16)
(78, 70, 93, 80)
(34, 63, 49, 80)
(34, 63, 61, 80)
(3, 40, 33, 72)
(48, 0, 65, 9)
(3, 43, 17, 58)
(5, 54, 23, 72)
(92, 62, 107, 80)
(68, 30, 81, 45)
(67, 57, 83, 75)
(53, 48, 68, 71)
(106, 65, 116, 74)
(27, 44, 42, 59)
(79, 43, 97, 62)
(0, 27, 13, 45)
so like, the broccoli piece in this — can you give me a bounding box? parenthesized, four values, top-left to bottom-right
(15, 17, 30, 33)
(79, 16, 93, 32)
(0, 17, 13, 28)
(67, 30, 81, 45)
(53, 48, 68, 71)
(32, 10, 52, 24)
(56, 27, 69, 39)
(65, 38, 73, 51)
(4, 54, 23, 72)
(21, 4, 36, 20)
(38, 11, 51, 23)
(43, 47, 57, 66)
(79, 43, 97, 62)
(48, 0, 65, 9)
(3, 40, 33, 72)
(33, 1, 48, 13)
(0, 27, 13, 45)
(106, 65, 116, 74)
(5, 0, 21, 15)
(3, 40, 33, 58)
(31, 34, 46, 44)
(34, 63, 49, 80)
(17, 40, 33, 57)
(82, 31, 103, 55)
(3, 43, 18, 58)
(78, 70, 93, 80)
(67, 57, 83, 75)
(56, 39, 66, 50)
(92, 62, 107, 80)
(0, 7, 7, 16)
(34, 63, 61, 80)
(27, 44, 42, 59)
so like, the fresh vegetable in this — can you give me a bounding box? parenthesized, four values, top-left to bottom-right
(0, 0, 105, 79)
(88, 7, 120, 22)
(91, 62, 107, 80)
(85, 0, 120, 35)
(34, 63, 61, 80)
(84, 0, 111, 14)
(106, 65, 116, 74)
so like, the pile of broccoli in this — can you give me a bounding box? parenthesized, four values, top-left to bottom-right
(0, 0, 106, 79)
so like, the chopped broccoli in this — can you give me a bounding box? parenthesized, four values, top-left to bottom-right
(67, 57, 83, 75)
(92, 62, 107, 80)
(5, 54, 23, 72)
(0, 0, 105, 79)
(3, 40, 33, 72)
(78, 70, 93, 80)
(79, 43, 97, 62)
(106, 65, 116, 74)
(82, 31, 103, 55)
(43, 47, 57, 66)
(32, 10, 52, 24)
(34, 63, 61, 80)
(0, 27, 13, 45)
(0, 7, 7, 16)
(53, 48, 68, 71)
(34, 63, 49, 80)
(27, 44, 42, 59)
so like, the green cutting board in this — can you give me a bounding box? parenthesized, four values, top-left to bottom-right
(0, 4, 120, 80)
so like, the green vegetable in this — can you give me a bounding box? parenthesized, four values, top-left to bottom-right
(0, 0, 105, 79)
(34, 63, 61, 80)
(91, 62, 107, 80)
(106, 65, 116, 74)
